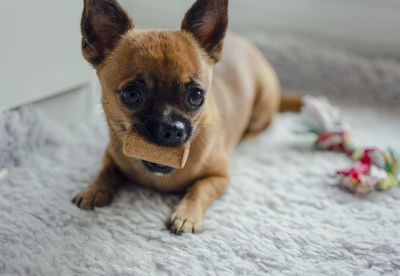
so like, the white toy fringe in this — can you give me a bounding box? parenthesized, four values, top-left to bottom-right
(0, 169, 8, 185)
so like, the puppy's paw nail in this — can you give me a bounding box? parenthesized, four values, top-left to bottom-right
(72, 187, 113, 210)
(166, 207, 202, 234)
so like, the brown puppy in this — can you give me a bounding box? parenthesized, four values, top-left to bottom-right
(72, 0, 300, 234)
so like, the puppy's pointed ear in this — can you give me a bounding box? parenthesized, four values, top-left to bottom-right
(181, 0, 228, 63)
(81, 0, 133, 66)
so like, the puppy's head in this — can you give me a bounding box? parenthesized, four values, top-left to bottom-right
(81, 0, 228, 150)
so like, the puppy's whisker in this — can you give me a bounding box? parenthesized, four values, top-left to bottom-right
(109, 131, 124, 146)
(108, 124, 132, 147)
(191, 128, 218, 146)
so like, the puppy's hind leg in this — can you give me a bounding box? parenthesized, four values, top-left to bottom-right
(72, 150, 124, 210)
(244, 77, 280, 140)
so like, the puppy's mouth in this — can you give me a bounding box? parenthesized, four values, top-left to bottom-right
(141, 160, 175, 175)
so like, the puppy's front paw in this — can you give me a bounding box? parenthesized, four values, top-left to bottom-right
(72, 186, 113, 210)
(166, 201, 203, 234)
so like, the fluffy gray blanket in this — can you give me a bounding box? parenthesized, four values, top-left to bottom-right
(1, 36, 400, 275)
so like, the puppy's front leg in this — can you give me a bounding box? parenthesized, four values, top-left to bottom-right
(72, 150, 124, 210)
(167, 174, 230, 234)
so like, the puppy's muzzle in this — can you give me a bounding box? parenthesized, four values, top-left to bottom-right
(135, 118, 189, 147)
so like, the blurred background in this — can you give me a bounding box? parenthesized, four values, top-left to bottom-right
(1, 0, 399, 125)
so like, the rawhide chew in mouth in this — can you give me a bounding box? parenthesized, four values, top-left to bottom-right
(122, 132, 190, 169)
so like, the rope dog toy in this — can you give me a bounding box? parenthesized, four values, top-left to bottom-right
(299, 96, 399, 194)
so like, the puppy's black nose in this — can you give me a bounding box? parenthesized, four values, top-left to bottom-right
(156, 121, 184, 146)
(135, 115, 191, 148)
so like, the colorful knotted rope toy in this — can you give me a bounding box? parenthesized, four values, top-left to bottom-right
(299, 96, 399, 194)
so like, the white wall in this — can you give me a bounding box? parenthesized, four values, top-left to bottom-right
(122, 0, 400, 56)
(1, 0, 399, 124)
(0, 0, 92, 111)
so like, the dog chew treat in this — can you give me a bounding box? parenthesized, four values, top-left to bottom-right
(122, 132, 190, 169)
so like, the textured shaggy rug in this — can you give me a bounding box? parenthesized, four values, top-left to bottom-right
(1, 36, 400, 275)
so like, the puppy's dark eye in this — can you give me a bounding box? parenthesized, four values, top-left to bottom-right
(188, 88, 204, 108)
(120, 87, 142, 108)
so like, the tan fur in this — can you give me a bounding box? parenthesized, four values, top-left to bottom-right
(280, 93, 304, 112)
(73, 0, 289, 234)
